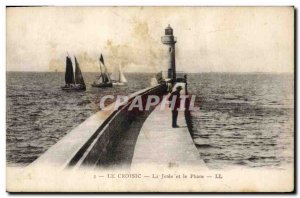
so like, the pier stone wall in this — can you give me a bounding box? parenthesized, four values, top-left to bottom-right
(74, 85, 166, 168)
(28, 84, 166, 170)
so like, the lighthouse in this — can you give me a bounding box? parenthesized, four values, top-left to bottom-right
(161, 24, 177, 80)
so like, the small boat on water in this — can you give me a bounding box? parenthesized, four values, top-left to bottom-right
(92, 54, 113, 88)
(61, 55, 86, 91)
(110, 63, 128, 85)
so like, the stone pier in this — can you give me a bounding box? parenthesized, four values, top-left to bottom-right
(28, 82, 207, 170)
(131, 84, 207, 170)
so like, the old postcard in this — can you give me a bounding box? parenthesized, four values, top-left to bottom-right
(6, 6, 294, 192)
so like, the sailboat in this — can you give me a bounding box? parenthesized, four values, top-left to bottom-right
(61, 55, 86, 91)
(92, 54, 113, 88)
(110, 63, 128, 85)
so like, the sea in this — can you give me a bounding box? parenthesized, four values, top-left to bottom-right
(6, 72, 294, 169)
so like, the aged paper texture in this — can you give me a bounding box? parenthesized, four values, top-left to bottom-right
(6, 6, 294, 192)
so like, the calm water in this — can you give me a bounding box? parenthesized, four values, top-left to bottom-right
(6, 72, 294, 169)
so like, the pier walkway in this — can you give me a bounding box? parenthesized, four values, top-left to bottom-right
(131, 96, 208, 170)
(27, 83, 207, 170)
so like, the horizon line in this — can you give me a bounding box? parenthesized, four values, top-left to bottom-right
(6, 70, 294, 74)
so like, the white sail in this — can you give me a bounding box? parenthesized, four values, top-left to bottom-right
(119, 64, 127, 83)
(110, 64, 127, 83)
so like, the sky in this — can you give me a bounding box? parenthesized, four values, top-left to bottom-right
(6, 7, 294, 73)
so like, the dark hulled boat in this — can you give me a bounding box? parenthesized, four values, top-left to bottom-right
(92, 54, 113, 88)
(61, 55, 86, 91)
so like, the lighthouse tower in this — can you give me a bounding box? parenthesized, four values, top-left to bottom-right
(161, 24, 177, 80)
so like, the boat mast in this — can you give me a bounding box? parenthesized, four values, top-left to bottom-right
(119, 66, 121, 82)
(99, 55, 104, 82)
